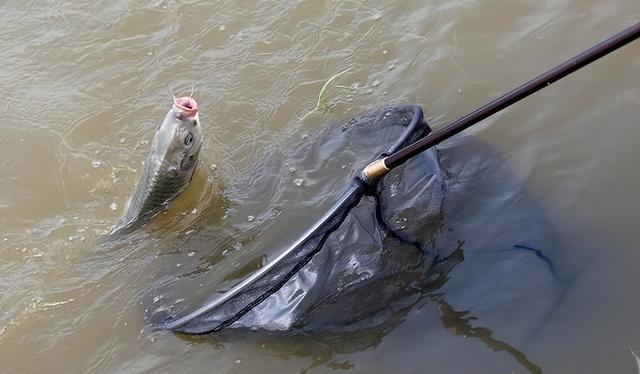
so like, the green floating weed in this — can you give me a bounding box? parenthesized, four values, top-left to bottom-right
(301, 67, 352, 120)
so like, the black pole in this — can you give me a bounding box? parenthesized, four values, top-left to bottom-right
(384, 22, 640, 170)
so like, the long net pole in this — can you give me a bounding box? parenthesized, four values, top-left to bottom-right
(370, 22, 640, 174)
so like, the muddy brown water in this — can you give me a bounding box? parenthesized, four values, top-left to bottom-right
(1, 1, 639, 373)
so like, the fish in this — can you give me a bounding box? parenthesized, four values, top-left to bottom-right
(108, 96, 203, 236)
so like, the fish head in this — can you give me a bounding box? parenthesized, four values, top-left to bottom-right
(151, 96, 203, 173)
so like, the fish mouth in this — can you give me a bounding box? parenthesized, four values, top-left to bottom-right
(173, 97, 198, 118)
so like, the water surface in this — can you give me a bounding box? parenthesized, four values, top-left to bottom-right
(1, 1, 639, 373)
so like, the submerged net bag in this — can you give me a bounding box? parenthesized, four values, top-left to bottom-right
(153, 105, 446, 334)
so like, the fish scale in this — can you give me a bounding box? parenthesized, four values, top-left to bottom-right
(107, 97, 203, 237)
(110, 161, 191, 236)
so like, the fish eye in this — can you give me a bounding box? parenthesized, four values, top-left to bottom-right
(184, 132, 194, 146)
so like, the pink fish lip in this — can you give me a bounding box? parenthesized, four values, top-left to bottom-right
(173, 97, 198, 118)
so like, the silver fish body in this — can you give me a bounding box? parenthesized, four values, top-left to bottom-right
(110, 97, 202, 236)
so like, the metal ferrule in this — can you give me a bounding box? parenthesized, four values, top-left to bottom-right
(362, 158, 390, 181)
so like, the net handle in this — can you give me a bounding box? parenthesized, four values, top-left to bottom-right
(364, 22, 640, 180)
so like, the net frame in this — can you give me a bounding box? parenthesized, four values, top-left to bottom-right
(156, 105, 430, 334)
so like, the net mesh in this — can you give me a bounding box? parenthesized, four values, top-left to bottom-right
(153, 105, 446, 334)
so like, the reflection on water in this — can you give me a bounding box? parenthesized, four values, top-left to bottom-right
(1, 0, 639, 373)
(432, 295, 541, 374)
